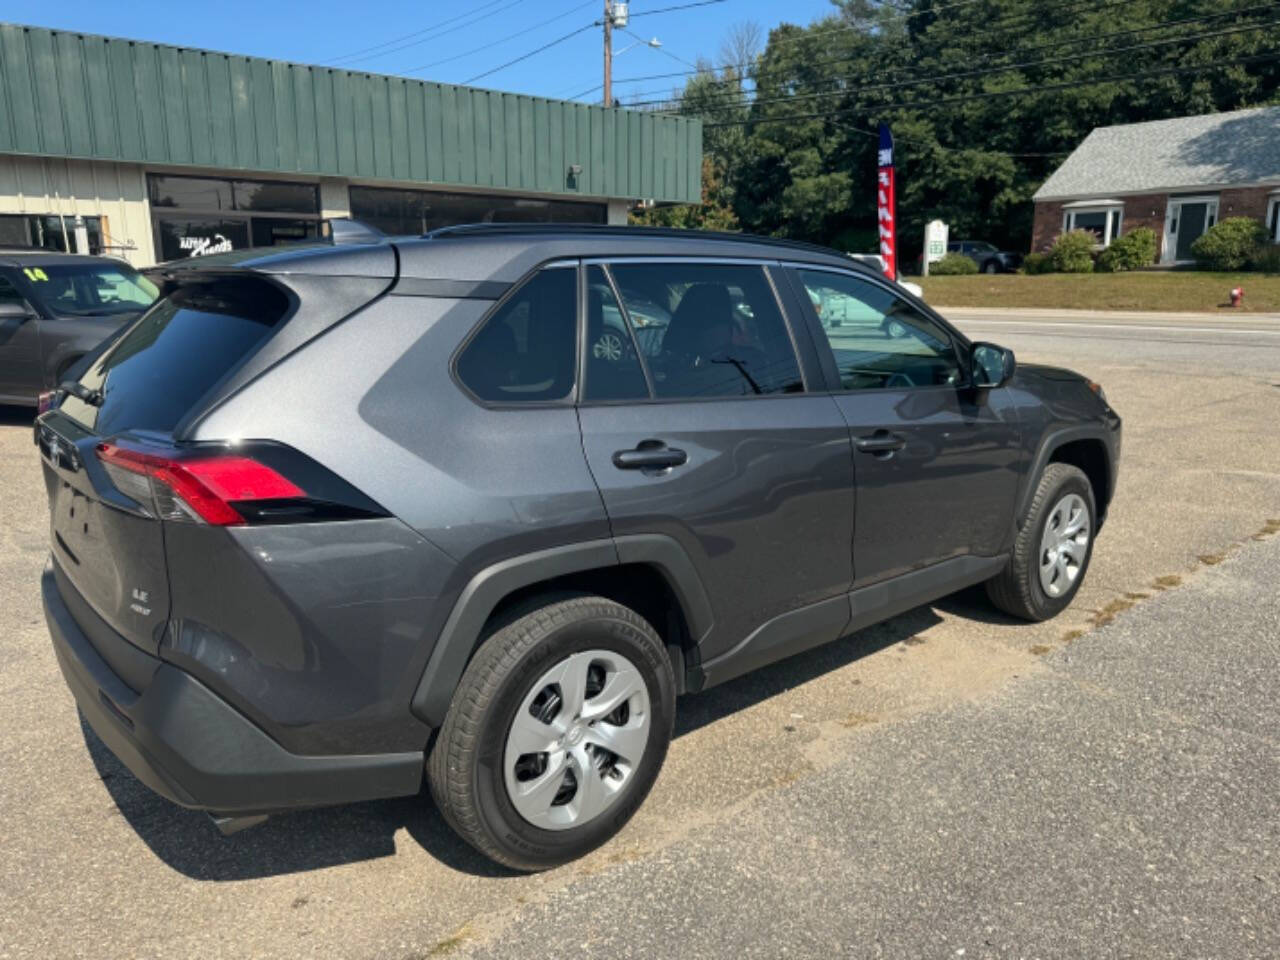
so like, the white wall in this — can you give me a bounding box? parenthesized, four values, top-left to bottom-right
(0, 155, 154, 268)
(607, 200, 630, 225)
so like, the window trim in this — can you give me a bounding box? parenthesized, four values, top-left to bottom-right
(1268, 192, 1280, 244)
(783, 262, 973, 395)
(573, 256, 816, 406)
(449, 259, 582, 410)
(1062, 200, 1125, 249)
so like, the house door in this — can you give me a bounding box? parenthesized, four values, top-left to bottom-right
(1164, 197, 1219, 263)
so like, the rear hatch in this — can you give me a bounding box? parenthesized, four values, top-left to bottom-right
(38, 276, 293, 655)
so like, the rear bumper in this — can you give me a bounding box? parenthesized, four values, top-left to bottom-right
(42, 559, 423, 815)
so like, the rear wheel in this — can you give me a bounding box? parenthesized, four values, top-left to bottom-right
(987, 463, 1096, 621)
(983, 260, 1000, 274)
(427, 594, 675, 871)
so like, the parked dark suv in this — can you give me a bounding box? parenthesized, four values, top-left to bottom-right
(38, 225, 1120, 870)
(0, 250, 158, 405)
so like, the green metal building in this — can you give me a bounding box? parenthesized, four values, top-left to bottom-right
(0, 22, 702, 266)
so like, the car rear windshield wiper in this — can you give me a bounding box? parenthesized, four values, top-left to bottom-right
(58, 380, 104, 407)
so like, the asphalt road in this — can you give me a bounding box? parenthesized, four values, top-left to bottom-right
(2, 311, 1278, 959)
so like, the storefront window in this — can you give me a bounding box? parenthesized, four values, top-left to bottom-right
(148, 174, 320, 262)
(154, 218, 250, 261)
(234, 180, 319, 214)
(349, 185, 605, 236)
(0, 214, 104, 254)
(149, 176, 234, 211)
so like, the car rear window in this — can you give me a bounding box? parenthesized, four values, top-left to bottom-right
(61, 277, 290, 436)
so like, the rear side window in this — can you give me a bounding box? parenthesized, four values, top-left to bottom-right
(456, 266, 577, 403)
(62, 278, 289, 435)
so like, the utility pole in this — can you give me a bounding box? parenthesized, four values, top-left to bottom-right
(603, 0, 613, 108)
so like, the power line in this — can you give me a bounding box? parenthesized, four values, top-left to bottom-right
(324, 0, 508, 65)
(464, 23, 599, 84)
(702, 51, 1280, 127)
(830, 118, 1071, 158)
(399, 0, 598, 74)
(629, 14, 1280, 112)
(628, 0, 730, 17)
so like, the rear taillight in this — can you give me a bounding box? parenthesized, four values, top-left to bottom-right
(96, 443, 304, 526)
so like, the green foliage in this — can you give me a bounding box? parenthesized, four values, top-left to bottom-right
(631, 156, 740, 231)
(1096, 227, 1158, 272)
(1048, 230, 1096, 273)
(665, 2, 1280, 252)
(929, 252, 979, 275)
(1190, 217, 1269, 271)
(1251, 243, 1280, 274)
(1022, 252, 1053, 274)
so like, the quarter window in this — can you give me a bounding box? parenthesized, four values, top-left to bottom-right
(797, 269, 962, 391)
(607, 262, 803, 399)
(456, 266, 577, 403)
(583, 266, 650, 402)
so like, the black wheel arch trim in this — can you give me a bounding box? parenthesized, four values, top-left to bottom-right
(410, 534, 714, 727)
(1019, 424, 1116, 530)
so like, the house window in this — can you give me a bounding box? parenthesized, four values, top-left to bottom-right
(1268, 194, 1280, 243)
(1062, 202, 1124, 248)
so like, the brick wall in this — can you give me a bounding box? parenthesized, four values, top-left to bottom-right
(1218, 185, 1273, 222)
(1120, 193, 1169, 259)
(1030, 200, 1064, 253)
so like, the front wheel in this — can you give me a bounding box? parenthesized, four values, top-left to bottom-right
(983, 260, 1000, 274)
(986, 463, 1096, 621)
(427, 594, 676, 870)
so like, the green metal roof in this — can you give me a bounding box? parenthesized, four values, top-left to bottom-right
(0, 22, 702, 204)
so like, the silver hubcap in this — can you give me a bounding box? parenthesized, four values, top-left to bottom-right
(504, 650, 651, 831)
(593, 333, 623, 361)
(1039, 493, 1091, 598)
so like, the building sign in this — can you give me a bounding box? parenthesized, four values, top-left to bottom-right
(877, 124, 897, 282)
(178, 233, 234, 257)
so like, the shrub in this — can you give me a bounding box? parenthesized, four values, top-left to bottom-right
(1096, 227, 1158, 272)
(1048, 229, 1096, 273)
(929, 252, 979, 275)
(1190, 217, 1268, 271)
(1248, 242, 1280, 275)
(1022, 252, 1052, 275)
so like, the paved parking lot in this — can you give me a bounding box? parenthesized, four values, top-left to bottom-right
(2, 311, 1278, 958)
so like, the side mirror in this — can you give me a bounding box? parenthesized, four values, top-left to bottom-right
(0, 301, 34, 322)
(971, 341, 1016, 388)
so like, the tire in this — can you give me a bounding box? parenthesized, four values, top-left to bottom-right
(983, 260, 1000, 274)
(986, 463, 1096, 621)
(427, 594, 676, 871)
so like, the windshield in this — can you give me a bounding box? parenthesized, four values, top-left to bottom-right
(21, 263, 159, 317)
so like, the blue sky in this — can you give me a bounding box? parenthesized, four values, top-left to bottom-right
(2, 0, 837, 102)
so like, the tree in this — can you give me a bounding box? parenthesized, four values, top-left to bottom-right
(662, 1, 1280, 254)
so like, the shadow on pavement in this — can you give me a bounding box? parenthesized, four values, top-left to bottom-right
(83, 599, 953, 881)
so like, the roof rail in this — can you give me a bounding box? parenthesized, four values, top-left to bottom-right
(421, 222, 855, 260)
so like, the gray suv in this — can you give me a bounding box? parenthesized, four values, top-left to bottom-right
(0, 250, 158, 404)
(38, 225, 1120, 870)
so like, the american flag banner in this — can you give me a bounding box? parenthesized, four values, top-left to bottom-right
(877, 124, 897, 282)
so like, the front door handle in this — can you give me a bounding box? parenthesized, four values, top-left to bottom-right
(613, 441, 688, 470)
(855, 431, 906, 455)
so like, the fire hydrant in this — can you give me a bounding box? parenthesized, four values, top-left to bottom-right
(1230, 286, 1244, 307)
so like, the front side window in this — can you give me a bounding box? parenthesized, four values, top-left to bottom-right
(0, 272, 26, 306)
(607, 262, 802, 399)
(456, 266, 577, 403)
(796, 269, 962, 391)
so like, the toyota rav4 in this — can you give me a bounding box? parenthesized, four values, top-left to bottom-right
(38, 224, 1120, 870)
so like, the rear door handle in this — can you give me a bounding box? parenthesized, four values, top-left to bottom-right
(612, 442, 688, 470)
(855, 431, 906, 455)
